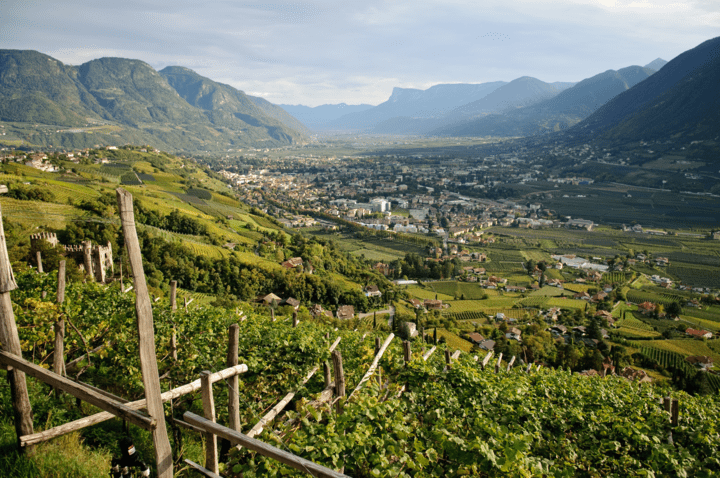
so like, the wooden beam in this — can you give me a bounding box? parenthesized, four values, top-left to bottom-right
(422, 346, 436, 361)
(183, 412, 350, 478)
(65, 343, 110, 372)
(117, 188, 173, 478)
(0, 351, 155, 431)
(349, 333, 393, 399)
(19, 360, 247, 446)
(184, 459, 222, 478)
(36, 251, 43, 273)
(243, 337, 340, 443)
(481, 351, 493, 370)
(0, 203, 34, 452)
(402, 341, 411, 365)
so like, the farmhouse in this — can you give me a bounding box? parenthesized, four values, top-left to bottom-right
(336, 305, 355, 320)
(686, 328, 713, 340)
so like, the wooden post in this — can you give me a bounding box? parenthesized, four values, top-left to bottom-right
(116, 188, 173, 477)
(671, 399, 679, 427)
(200, 371, 218, 473)
(445, 349, 451, 367)
(270, 307, 275, 321)
(374, 337, 381, 355)
(170, 332, 177, 362)
(119, 258, 123, 292)
(36, 251, 43, 273)
(184, 296, 188, 312)
(495, 353, 503, 373)
(331, 350, 345, 413)
(292, 310, 298, 328)
(403, 341, 411, 365)
(0, 203, 34, 452)
(170, 280, 177, 312)
(227, 324, 240, 432)
(506, 356, 516, 372)
(54, 260, 66, 382)
(323, 361, 331, 388)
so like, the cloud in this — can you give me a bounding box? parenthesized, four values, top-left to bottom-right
(1, 0, 717, 105)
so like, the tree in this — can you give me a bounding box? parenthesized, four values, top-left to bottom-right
(667, 301, 682, 317)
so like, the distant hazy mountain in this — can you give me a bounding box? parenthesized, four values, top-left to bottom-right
(0, 50, 305, 151)
(432, 65, 656, 137)
(571, 36, 720, 141)
(323, 82, 507, 131)
(644, 58, 668, 71)
(279, 103, 374, 130)
(580, 38, 720, 144)
(370, 77, 566, 135)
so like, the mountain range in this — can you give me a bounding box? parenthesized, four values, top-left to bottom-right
(0, 50, 306, 151)
(288, 59, 671, 137)
(568, 37, 720, 143)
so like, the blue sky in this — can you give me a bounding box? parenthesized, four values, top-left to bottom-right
(1, 1, 718, 106)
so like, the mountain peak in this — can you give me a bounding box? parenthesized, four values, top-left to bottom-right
(644, 58, 668, 71)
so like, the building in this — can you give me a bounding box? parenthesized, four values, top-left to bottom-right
(337, 305, 355, 320)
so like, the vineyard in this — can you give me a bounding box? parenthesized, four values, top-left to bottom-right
(444, 310, 487, 322)
(3, 261, 720, 477)
(626, 289, 679, 306)
(639, 347, 720, 393)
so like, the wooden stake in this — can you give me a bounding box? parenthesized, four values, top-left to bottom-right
(671, 399, 679, 427)
(445, 349, 451, 367)
(36, 251, 43, 273)
(506, 356, 516, 372)
(170, 280, 177, 312)
(200, 371, 218, 473)
(374, 337, 381, 355)
(116, 188, 173, 477)
(0, 203, 34, 452)
(495, 353, 503, 373)
(170, 332, 177, 362)
(54, 260, 66, 386)
(323, 361, 331, 388)
(331, 350, 345, 413)
(227, 324, 240, 432)
(292, 310, 298, 328)
(403, 341, 411, 365)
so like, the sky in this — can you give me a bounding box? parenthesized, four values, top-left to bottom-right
(1, 1, 718, 106)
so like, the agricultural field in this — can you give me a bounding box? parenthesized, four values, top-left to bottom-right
(445, 297, 518, 312)
(405, 286, 454, 301)
(639, 339, 720, 364)
(427, 281, 488, 299)
(427, 328, 474, 352)
(528, 286, 565, 297)
(0, 197, 82, 229)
